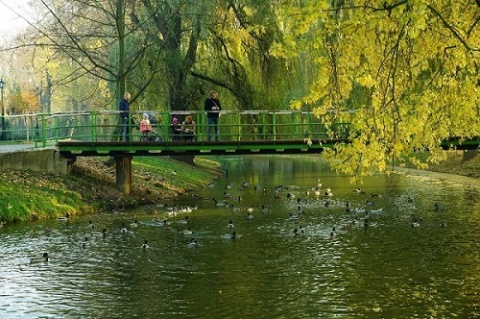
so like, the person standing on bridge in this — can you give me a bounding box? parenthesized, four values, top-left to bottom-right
(118, 92, 131, 142)
(204, 90, 222, 141)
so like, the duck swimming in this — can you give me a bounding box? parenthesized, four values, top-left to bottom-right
(57, 213, 70, 221)
(222, 231, 237, 240)
(189, 237, 199, 246)
(30, 252, 49, 264)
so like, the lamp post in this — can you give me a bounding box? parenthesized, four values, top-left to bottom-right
(0, 78, 4, 141)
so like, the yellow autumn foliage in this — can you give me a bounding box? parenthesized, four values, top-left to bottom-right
(280, 0, 480, 177)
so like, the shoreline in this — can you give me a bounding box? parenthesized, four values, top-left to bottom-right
(0, 156, 223, 223)
(1, 151, 477, 223)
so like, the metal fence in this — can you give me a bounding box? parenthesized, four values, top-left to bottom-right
(0, 110, 350, 146)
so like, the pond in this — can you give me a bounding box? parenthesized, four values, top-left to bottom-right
(1, 156, 479, 319)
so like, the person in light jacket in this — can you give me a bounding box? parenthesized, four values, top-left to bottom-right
(181, 115, 196, 141)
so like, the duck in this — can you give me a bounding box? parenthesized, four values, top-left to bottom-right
(130, 220, 139, 228)
(288, 213, 299, 221)
(222, 231, 237, 240)
(120, 223, 128, 233)
(88, 220, 96, 229)
(142, 240, 149, 249)
(228, 220, 234, 228)
(30, 252, 49, 265)
(177, 216, 190, 224)
(81, 237, 90, 248)
(354, 207, 366, 214)
(246, 212, 254, 220)
(345, 201, 351, 212)
(57, 213, 70, 221)
(189, 237, 199, 246)
(353, 188, 365, 194)
(324, 188, 333, 197)
(213, 198, 228, 207)
(178, 206, 194, 213)
(230, 205, 241, 213)
(183, 228, 193, 235)
(261, 205, 269, 214)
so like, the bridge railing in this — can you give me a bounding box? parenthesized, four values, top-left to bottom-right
(0, 110, 351, 146)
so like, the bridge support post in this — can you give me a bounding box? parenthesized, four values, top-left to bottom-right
(115, 155, 132, 194)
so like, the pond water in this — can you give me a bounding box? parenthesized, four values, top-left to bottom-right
(1, 156, 480, 319)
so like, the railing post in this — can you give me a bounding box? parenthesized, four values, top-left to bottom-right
(163, 111, 170, 141)
(294, 112, 299, 139)
(55, 116, 60, 143)
(41, 114, 47, 147)
(236, 111, 241, 142)
(261, 112, 266, 140)
(91, 112, 97, 143)
(307, 112, 312, 138)
(272, 112, 277, 141)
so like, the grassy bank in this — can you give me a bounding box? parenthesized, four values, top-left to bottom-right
(0, 156, 222, 223)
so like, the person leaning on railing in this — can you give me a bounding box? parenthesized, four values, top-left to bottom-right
(170, 117, 182, 141)
(181, 115, 196, 142)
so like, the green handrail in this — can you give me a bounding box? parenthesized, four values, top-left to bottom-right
(0, 110, 353, 147)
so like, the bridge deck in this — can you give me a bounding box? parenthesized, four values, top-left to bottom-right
(57, 139, 347, 157)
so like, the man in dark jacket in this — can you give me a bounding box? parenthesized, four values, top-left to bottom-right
(204, 90, 222, 141)
(118, 92, 131, 142)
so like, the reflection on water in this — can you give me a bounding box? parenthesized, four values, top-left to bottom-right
(1, 156, 480, 319)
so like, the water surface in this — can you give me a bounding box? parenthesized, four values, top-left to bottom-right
(1, 156, 479, 318)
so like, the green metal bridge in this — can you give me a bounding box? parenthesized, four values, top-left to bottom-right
(2, 110, 352, 156)
(2, 109, 476, 155)
(0, 110, 351, 193)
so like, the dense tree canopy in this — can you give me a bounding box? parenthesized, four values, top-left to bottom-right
(0, 0, 479, 176)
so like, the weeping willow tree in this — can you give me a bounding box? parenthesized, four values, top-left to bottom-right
(274, 0, 480, 177)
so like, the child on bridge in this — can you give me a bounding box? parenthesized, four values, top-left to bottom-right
(140, 113, 153, 140)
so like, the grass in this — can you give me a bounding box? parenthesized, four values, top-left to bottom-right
(0, 156, 223, 223)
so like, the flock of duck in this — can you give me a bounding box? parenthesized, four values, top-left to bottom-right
(32, 177, 447, 264)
